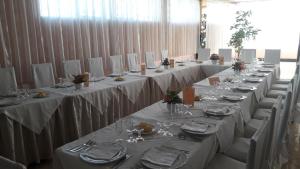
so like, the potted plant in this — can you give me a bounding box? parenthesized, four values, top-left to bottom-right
(163, 90, 182, 114)
(232, 60, 246, 74)
(161, 58, 170, 69)
(73, 74, 88, 90)
(228, 10, 260, 58)
(210, 54, 219, 64)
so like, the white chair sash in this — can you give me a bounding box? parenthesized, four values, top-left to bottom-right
(219, 49, 232, 62)
(0, 67, 18, 96)
(198, 48, 210, 61)
(32, 63, 55, 88)
(240, 49, 256, 63)
(88, 57, 105, 78)
(264, 49, 281, 64)
(110, 55, 124, 75)
(145, 52, 157, 69)
(127, 53, 140, 72)
(63, 60, 82, 79)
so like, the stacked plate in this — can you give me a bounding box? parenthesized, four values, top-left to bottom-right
(205, 106, 234, 116)
(0, 98, 22, 107)
(221, 95, 247, 101)
(250, 73, 268, 77)
(234, 85, 256, 91)
(141, 146, 187, 169)
(80, 142, 127, 164)
(257, 68, 272, 72)
(181, 121, 217, 136)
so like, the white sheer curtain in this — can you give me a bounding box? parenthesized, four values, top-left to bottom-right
(0, 0, 200, 86)
(206, 0, 300, 59)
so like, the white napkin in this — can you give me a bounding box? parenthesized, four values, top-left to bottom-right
(252, 73, 266, 77)
(82, 143, 121, 160)
(142, 147, 179, 167)
(222, 95, 242, 101)
(257, 68, 272, 72)
(236, 86, 253, 91)
(181, 122, 209, 133)
(245, 78, 261, 82)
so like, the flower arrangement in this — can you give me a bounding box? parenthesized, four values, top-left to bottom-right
(210, 54, 220, 60)
(232, 61, 246, 71)
(163, 90, 182, 104)
(72, 74, 88, 84)
(161, 58, 170, 66)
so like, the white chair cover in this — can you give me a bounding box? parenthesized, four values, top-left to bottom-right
(198, 48, 210, 61)
(110, 55, 124, 75)
(248, 119, 270, 169)
(219, 48, 232, 62)
(0, 67, 18, 96)
(240, 49, 256, 63)
(145, 52, 157, 69)
(88, 57, 105, 78)
(264, 49, 281, 64)
(161, 50, 168, 60)
(63, 60, 82, 79)
(32, 63, 55, 88)
(0, 156, 26, 169)
(127, 53, 140, 72)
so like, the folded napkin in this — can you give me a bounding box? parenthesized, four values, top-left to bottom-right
(82, 143, 121, 160)
(263, 65, 275, 68)
(245, 78, 261, 82)
(252, 73, 266, 77)
(257, 68, 272, 72)
(222, 95, 242, 101)
(181, 122, 209, 133)
(236, 86, 253, 91)
(142, 147, 179, 167)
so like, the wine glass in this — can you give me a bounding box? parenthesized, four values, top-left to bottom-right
(114, 119, 124, 142)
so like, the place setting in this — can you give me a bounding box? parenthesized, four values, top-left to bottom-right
(180, 120, 218, 138)
(232, 84, 257, 92)
(242, 77, 263, 83)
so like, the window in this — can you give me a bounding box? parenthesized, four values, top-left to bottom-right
(169, 0, 200, 24)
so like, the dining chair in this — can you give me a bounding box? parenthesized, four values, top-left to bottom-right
(31, 63, 55, 88)
(198, 48, 210, 61)
(239, 49, 256, 63)
(161, 49, 168, 60)
(88, 57, 105, 79)
(127, 53, 140, 72)
(145, 52, 157, 69)
(63, 60, 82, 80)
(206, 119, 270, 169)
(219, 48, 232, 62)
(0, 67, 18, 96)
(0, 156, 26, 169)
(264, 49, 281, 64)
(110, 55, 124, 76)
(226, 96, 281, 169)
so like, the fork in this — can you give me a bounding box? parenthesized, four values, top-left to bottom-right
(68, 140, 96, 152)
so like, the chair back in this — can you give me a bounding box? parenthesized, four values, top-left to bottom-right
(32, 63, 55, 88)
(219, 48, 232, 62)
(110, 55, 124, 75)
(0, 67, 18, 96)
(198, 48, 210, 61)
(264, 49, 281, 64)
(161, 50, 168, 60)
(88, 57, 105, 79)
(247, 119, 270, 169)
(240, 49, 256, 63)
(0, 156, 26, 169)
(63, 60, 82, 79)
(127, 53, 140, 72)
(145, 52, 157, 69)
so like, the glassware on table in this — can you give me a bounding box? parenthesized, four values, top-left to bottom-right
(114, 119, 124, 142)
(126, 119, 137, 143)
(135, 128, 144, 142)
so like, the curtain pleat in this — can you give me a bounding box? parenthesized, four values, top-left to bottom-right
(0, 0, 200, 86)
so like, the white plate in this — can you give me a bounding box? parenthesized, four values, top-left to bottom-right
(79, 143, 127, 165)
(205, 109, 235, 116)
(141, 149, 187, 169)
(54, 82, 74, 88)
(0, 98, 22, 107)
(257, 69, 272, 72)
(243, 78, 263, 83)
(89, 77, 106, 82)
(235, 86, 257, 91)
(221, 95, 247, 101)
(181, 123, 217, 135)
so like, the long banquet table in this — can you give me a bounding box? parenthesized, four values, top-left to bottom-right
(53, 63, 279, 169)
(0, 61, 232, 165)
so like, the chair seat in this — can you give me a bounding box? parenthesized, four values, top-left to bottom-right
(267, 90, 287, 98)
(275, 79, 291, 84)
(253, 108, 272, 120)
(258, 97, 285, 109)
(271, 84, 289, 91)
(224, 137, 250, 163)
(206, 154, 246, 169)
(244, 119, 264, 138)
